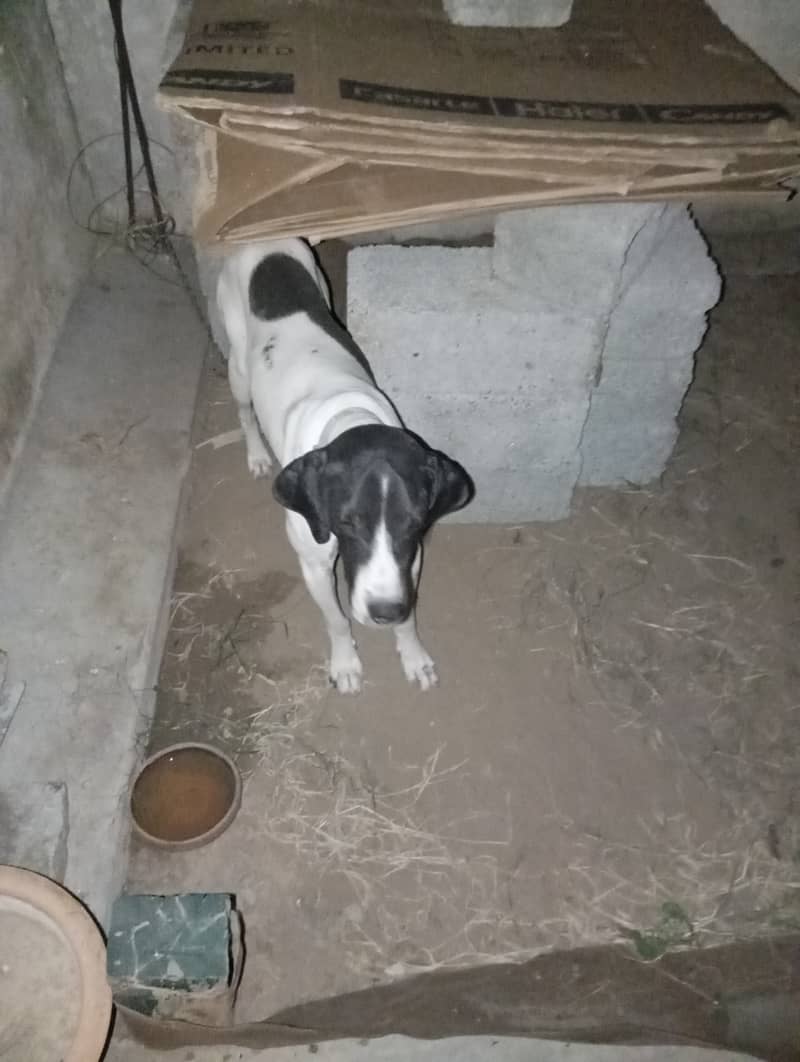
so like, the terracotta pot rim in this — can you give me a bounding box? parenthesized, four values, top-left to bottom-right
(0, 865, 112, 1062)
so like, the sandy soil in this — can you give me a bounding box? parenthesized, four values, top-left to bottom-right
(127, 235, 800, 1021)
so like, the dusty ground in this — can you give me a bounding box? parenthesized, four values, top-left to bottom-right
(127, 234, 800, 1022)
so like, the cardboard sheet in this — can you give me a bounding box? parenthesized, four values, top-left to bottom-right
(191, 133, 790, 245)
(160, 0, 800, 244)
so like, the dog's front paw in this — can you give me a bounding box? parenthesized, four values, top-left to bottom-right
(330, 647, 363, 694)
(399, 641, 438, 691)
(247, 451, 273, 478)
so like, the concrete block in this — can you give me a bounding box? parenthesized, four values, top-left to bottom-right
(354, 310, 600, 398)
(410, 396, 587, 471)
(592, 353, 694, 396)
(449, 462, 581, 522)
(578, 401, 680, 487)
(0, 782, 69, 881)
(492, 205, 658, 309)
(578, 208, 719, 487)
(351, 246, 492, 313)
(108, 893, 243, 1025)
(444, 0, 573, 27)
(348, 204, 720, 522)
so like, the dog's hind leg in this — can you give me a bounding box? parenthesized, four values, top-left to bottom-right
(228, 358, 272, 478)
(217, 267, 272, 478)
(299, 556, 363, 694)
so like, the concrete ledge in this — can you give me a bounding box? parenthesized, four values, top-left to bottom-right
(109, 1035, 762, 1062)
(0, 782, 69, 881)
(0, 0, 94, 499)
(0, 249, 205, 923)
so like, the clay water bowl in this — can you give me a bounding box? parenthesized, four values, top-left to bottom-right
(129, 742, 242, 850)
(0, 865, 112, 1062)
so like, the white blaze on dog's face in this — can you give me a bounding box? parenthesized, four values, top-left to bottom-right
(272, 425, 474, 628)
(331, 460, 424, 628)
(349, 475, 409, 626)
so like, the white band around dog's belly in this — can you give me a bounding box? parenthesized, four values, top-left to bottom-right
(270, 388, 401, 467)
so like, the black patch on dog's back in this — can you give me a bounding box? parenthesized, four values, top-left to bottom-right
(249, 253, 324, 321)
(249, 252, 374, 380)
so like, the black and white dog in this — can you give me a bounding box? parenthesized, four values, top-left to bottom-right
(216, 239, 473, 693)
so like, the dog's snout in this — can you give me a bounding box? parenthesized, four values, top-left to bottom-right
(367, 599, 408, 625)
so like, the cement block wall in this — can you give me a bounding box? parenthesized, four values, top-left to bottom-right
(0, 0, 94, 497)
(348, 205, 720, 523)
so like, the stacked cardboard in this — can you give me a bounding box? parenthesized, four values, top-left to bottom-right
(158, 0, 800, 242)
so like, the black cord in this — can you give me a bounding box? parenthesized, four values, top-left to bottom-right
(115, 33, 136, 227)
(107, 0, 165, 235)
(95, 0, 215, 346)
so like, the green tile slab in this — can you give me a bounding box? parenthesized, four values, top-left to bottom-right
(107, 893, 234, 993)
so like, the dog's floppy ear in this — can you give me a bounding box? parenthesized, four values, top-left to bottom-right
(273, 448, 333, 544)
(424, 450, 474, 524)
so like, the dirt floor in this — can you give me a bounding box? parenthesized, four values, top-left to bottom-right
(126, 233, 800, 1023)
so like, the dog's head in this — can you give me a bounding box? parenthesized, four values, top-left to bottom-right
(273, 425, 473, 627)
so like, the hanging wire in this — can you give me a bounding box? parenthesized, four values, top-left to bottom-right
(107, 0, 167, 239)
(73, 0, 213, 340)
